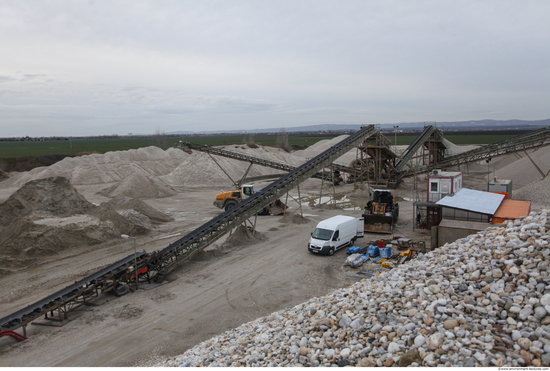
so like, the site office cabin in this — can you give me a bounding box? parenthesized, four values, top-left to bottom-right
(427, 170, 463, 202)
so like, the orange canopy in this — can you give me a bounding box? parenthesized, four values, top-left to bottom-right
(492, 199, 531, 224)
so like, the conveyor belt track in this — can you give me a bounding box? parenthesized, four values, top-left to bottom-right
(0, 252, 147, 334)
(178, 142, 356, 181)
(397, 126, 550, 178)
(0, 125, 376, 336)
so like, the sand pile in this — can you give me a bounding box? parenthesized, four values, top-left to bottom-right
(278, 213, 311, 225)
(161, 150, 292, 188)
(293, 135, 357, 167)
(1, 146, 189, 188)
(515, 176, 550, 208)
(0, 169, 9, 182)
(495, 148, 550, 188)
(218, 144, 306, 168)
(348, 184, 372, 199)
(442, 139, 478, 156)
(222, 225, 267, 249)
(108, 196, 174, 224)
(0, 178, 148, 262)
(100, 173, 178, 199)
(0, 176, 94, 225)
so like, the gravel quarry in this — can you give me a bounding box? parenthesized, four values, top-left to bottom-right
(0, 140, 549, 366)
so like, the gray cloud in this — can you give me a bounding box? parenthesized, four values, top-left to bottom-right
(0, 1, 549, 136)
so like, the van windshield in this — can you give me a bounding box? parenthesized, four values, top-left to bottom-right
(312, 228, 333, 241)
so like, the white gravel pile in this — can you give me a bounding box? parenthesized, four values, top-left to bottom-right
(515, 177, 550, 209)
(158, 210, 550, 367)
(2, 146, 188, 187)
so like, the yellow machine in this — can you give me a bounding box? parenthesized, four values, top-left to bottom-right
(213, 184, 288, 215)
(362, 190, 399, 234)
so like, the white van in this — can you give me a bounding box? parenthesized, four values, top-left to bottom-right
(308, 215, 364, 256)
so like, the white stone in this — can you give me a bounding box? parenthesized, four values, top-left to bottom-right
(414, 335, 426, 347)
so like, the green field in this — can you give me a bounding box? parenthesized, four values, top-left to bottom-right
(0, 133, 517, 158)
(0, 136, 335, 158)
(390, 134, 517, 146)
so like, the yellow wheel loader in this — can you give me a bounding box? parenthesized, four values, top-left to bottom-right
(213, 184, 288, 215)
(362, 190, 399, 234)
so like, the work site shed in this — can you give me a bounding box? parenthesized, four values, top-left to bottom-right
(434, 219, 492, 248)
(435, 188, 505, 223)
(427, 170, 463, 202)
(491, 199, 531, 224)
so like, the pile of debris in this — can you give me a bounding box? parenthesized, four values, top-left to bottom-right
(343, 238, 426, 269)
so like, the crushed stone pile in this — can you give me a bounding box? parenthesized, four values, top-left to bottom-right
(515, 176, 550, 208)
(100, 173, 178, 199)
(108, 196, 174, 224)
(496, 147, 550, 188)
(278, 213, 311, 225)
(293, 135, 357, 167)
(158, 210, 550, 367)
(1, 146, 189, 188)
(160, 149, 294, 188)
(222, 225, 267, 249)
(0, 176, 94, 226)
(0, 178, 148, 262)
(0, 169, 9, 181)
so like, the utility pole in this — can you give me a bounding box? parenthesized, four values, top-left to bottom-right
(393, 125, 399, 152)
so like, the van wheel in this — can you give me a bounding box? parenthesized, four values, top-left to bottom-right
(328, 248, 335, 256)
(350, 237, 356, 245)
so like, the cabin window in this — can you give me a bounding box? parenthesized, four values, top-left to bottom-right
(431, 182, 438, 192)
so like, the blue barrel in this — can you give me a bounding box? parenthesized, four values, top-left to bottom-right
(347, 246, 361, 254)
(380, 247, 392, 259)
(367, 245, 379, 257)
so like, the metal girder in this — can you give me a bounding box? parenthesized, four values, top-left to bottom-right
(177, 141, 355, 182)
(152, 125, 377, 277)
(397, 126, 550, 178)
(1, 126, 378, 335)
(0, 252, 147, 334)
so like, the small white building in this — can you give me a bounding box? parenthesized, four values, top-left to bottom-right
(427, 170, 463, 202)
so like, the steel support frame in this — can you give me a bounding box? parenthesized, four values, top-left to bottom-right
(154, 126, 377, 277)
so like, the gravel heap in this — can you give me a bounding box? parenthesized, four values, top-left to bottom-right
(158, 210, 550, 367)
(515, 176, 550, 209)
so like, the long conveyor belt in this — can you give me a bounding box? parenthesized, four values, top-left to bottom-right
(149, 125, 377, 277)
(178, 141, 357, 181)
(394, 125, 438, 172)
(397, 126, 550, 178)
(0, 252, 147, 334)
(0, 125, 376, 336)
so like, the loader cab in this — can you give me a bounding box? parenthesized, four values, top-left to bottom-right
(241, 185, 254, 199)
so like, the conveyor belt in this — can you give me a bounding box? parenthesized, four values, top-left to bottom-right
(397, 126, 550, 178)
(395, 125, 443, 172)
(0, 252, 146, 333)
(150, 125, 377, 276)
(178, 142, 356, 181)
(1, 125, 376, 335)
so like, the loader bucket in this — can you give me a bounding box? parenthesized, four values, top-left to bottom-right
(268, 199, 289, 215)
(362, 214, 393, 234)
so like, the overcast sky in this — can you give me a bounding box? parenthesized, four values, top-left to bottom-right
(1, 1, 549, 137)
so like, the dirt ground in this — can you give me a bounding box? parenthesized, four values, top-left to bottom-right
(0, 166, 532, 366)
